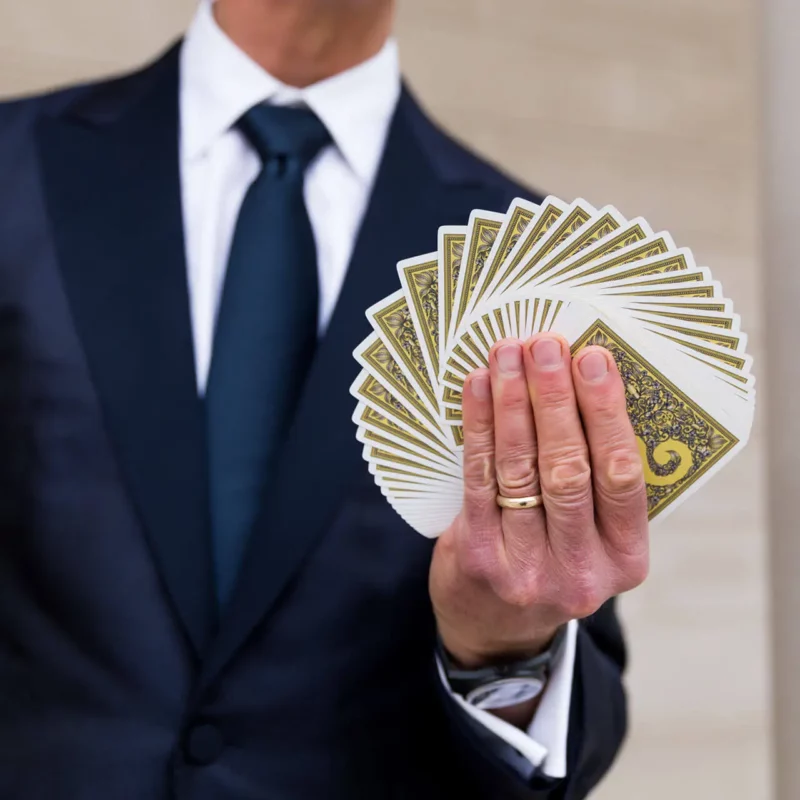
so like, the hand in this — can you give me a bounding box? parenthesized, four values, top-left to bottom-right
(430, 334, 649, 672)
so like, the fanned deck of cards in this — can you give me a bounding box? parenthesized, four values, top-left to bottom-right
(350, 196, 755, 537)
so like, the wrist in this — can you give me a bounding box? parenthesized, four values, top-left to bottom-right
(436, 624, 568, 712)
(438, 627, 560, 670)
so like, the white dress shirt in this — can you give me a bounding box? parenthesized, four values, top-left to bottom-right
(180, 0, 577, 779)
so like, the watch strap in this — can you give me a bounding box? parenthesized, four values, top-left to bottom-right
(437, 624, 568, 700)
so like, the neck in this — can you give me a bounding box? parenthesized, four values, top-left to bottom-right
(213, 0, 394, 88)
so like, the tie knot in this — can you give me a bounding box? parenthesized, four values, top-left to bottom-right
(238, 105, 331, 168)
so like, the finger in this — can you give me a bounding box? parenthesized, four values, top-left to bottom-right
(523, 334, 595, 553)
(460, 369, 502, 557)
(489, 339, 546, 555)
(572, 347, 649, 568)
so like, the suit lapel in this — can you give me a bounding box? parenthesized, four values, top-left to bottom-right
(201, 89, 491, 684)
(36, 45, 216, 657)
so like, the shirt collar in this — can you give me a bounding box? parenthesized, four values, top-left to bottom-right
(180, 0, 401, 185)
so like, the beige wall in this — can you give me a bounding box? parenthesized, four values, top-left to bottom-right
(0, 1, 770, 797)
(763, 0, 800, 797)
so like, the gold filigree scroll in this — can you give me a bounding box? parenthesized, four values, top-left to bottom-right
(570, 321, 738, 519)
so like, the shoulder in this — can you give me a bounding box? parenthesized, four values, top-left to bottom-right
(0, 43, 179, 138)
(400, 86, 545, 208)
(0, 83, 85, 138)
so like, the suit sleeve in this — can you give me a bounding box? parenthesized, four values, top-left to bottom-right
(437, 599, 628, 800)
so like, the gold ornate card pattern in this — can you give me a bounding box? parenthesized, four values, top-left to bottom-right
(471, 206, 535, 308)
(442, 386, 462, 406)
(372, 296, 437, 409)
(451, 344, 481, 371)
(508, 207, 591, 288)
(685, 355, 750, 386)
(574, 252, 690, 287)
(361, 429, 439, 463)
(454, 219, 501, 330)
(518, 212, 623, 287)
(570, 321, 737, 518)
(646, 302, 727, 314)
(637, 309, 732, 329)
(403, 258, 440, 377)
(360, 338, 439, 429)
(549, 230, 664, 285)
(493, 203, 564, 290)
(608, 272, 704, 289)
(443, 370, 465, 389)
(491, 309, 507, 338)
(368, 447, 454, 478)
(640, 320, 741, 350)
(654, 333, 747, 370)
(356, 373, 441, 447)
(441, 233, 465, 348)
(622, 286, 713, 299)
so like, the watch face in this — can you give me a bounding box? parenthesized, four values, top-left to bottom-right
(465, 677, 545, 710)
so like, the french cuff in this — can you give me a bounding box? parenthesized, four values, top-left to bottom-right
(436, 619, 578, 779)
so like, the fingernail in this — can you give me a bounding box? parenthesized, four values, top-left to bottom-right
(471, 373, 491, 400)
(496, 343, 522, 375)
(532, 337, 563, 368)
(578, 351, 609, 382)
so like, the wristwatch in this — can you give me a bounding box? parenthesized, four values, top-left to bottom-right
(437, 625, 568, 711)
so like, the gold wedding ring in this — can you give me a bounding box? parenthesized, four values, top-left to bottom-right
(495, 494, 544, 510)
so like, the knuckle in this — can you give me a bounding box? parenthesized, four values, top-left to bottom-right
(603, 452, 645, 496)
(543, 446, 592, 500)
(628, 558, 650, 590)
(595, 454, 647, 514)
(496, 576, 540, 609)
(459, 546, 499, 583)
(616, 553, 650, 592)
(563, 580, 604, 620)
(496, 446, 538, 495)
(463, 449, 494, 490)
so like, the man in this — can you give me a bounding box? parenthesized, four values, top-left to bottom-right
(0, 0, 649, 797)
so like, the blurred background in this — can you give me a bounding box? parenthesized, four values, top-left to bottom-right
(0, 0, 785, 797)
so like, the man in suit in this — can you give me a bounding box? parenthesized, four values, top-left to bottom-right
(0, 0, 649, 797)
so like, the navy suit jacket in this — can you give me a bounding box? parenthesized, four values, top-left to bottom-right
(0, 44, 627, 800)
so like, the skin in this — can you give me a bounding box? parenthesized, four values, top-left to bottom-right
(430, 335, 650, 726)
(214, 0, 395, 88)
(214, 0, 651, 730)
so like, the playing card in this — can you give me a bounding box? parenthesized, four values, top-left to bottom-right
(354, 334, 447, 441)
(473, 197, 568, 307)
(466, 198, 539, 316)
(352, 195, 756, 538)
(364, 290, 441, 421)
(437, 226, 466, 368)
(352, 403, 456, 464)
(448, 209, 504, 347)
(349, 372, 451, 454)
(355, 426, 458, 472)
(364, 444, 462, 482)
(397, 252, 441, 399)
(551, 300, 752, 521)
(499, 205, 631, 293)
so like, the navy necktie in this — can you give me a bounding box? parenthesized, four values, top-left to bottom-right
(206, 105, 331, 606)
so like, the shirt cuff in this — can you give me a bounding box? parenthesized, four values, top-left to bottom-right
(436, 619, 578, 780)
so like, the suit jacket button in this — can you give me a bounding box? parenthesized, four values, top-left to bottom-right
(184, 722, 224, 765)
